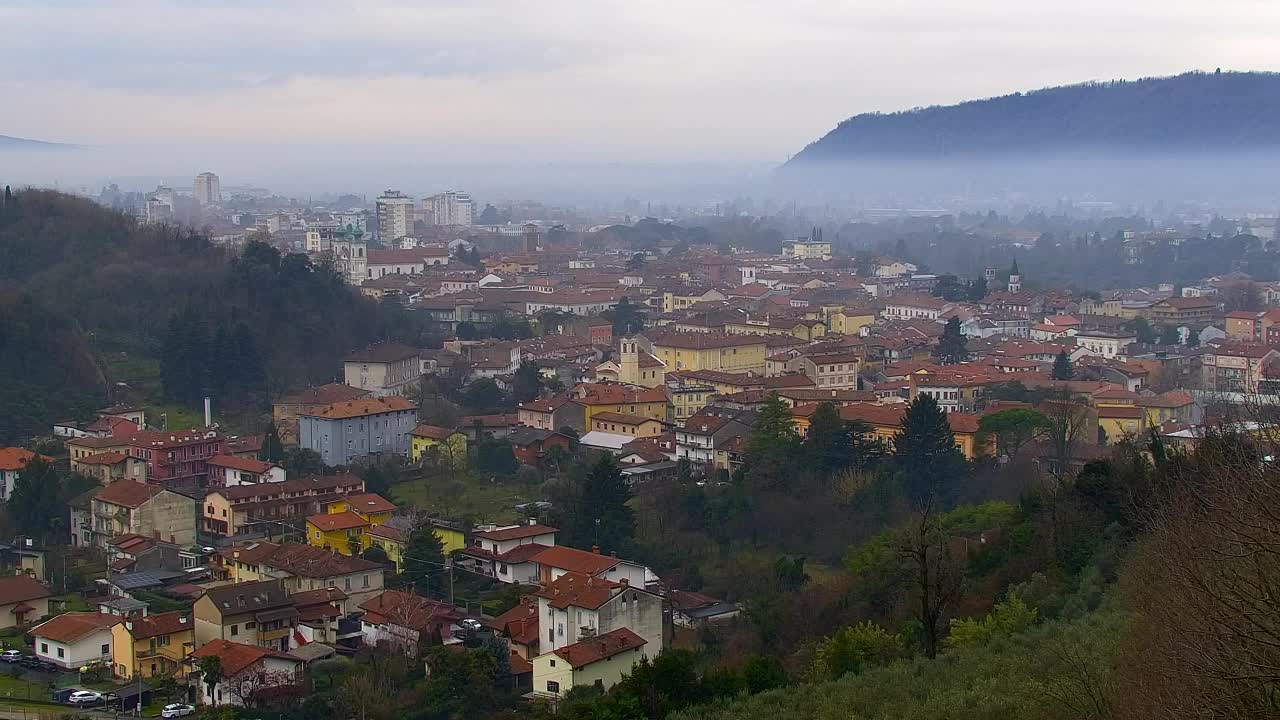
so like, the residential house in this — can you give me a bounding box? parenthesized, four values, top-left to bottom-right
(589, 412, 664, 438)
(358, 590, 465, 654)
(305, 493, 396, 557)
(31, 612, 116, 670)
(106, 533, 202, 576)
(508, 428, 573, 467)
(881, 294, 951, 321)
(0, 449, 53, 501)
(202, 474, 365, 541)
(193, 579, 298, 651)
(289, 587, 349, 645)
(0, 575, 51, 628)
(827, 308, 878, 336)
(529, 545, 650, 588)
(298, 396, 418, 466)
(225, 542, 385, 605)
(517, 397, 586, 434)
(674, 413, 752, 472)
(797, 352, 861, 390)
(534, 572, 662, 656)
(90, 480, 197, 549)
(531, 627, 647, 698)
(1149, 297, 1217, 325)
(668, 590, 740, 628)
(111, 611, 196, 679)
(66, 436, 133, 467)
(459, 523, 559, 584)
(488, 596, 540, 660)
(121, 428, 225, 484)
(272, 384, 372, 445)
(343, 343, 422, 397)
(207, 456, 285, 488)
(835, 403, 989, 459)
(410, 425, 468, 466)
(457, 413, 519, 441)
(1073, 330, 1138, 359)
(1201, 343, 1280, 394)
(571, 384, 670, 425)
(71, 452, 147, 485)
(187, 639, 304, 707)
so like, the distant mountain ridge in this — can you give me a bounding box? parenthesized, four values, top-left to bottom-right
(786, 71, 1280, 165)
(0, 134, 75, 151)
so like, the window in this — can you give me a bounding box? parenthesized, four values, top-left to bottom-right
(557, 623, 564, 637)
(57, 648, 64, 658)
(39, 643, 47, 654)
(546, 681, 560, 694)
(362, 574, 370, 588)
(549, 659, 556, 668)
(246, 621, 256, 629)
(344, 577, 352, 591)
(230, 624, 238, 636)
(157, 635, 169, 646)
(101, 644, 109, 655)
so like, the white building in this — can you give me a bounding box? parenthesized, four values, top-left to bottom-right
(188, 639, 303, 707)
(426, 191, 474, 227)
(31, 612, 116, 670)
(376, 190, 415, 242)
(193, 172, 221, 206)
(458, 523, 558, 584)
(1073, 330, 1138, 359)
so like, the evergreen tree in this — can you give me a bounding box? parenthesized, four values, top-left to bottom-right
(511, 360, 542, 404)
(231, 322, 264, 391)
(610, 297, 644, 336)
(258, 421, 284, 464)
(934, 317, 968, 365)
(402, 521, 448, 597)
(744, 393, 801, 488)
(805, 402, 855, 475)
(894, 394, 967, 509)
(967, 276, 988, 301)
(9, 456, 62, 543)
(574, 454, 635, 552)
(208, 322, 231, 398)
(1052, 350, 1074, 380)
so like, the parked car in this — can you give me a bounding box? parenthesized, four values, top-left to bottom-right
(459, 618, 484, 631)
(19, 655, 42, 669)
(0, 650, 21, 663)
(161, 704, 195, 718)
(67, 690, 103, 706)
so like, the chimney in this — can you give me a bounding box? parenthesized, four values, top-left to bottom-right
(619, 578, 629, 587)
(591, 545, 600, 554)
(204, 397, 212, 427)
(610, 550, 617, 558)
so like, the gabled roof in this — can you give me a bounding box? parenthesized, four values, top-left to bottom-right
(411, 424, 460, 441)
(32, 612, 116, 643)
(552, 627, 646, 668)
(280, 383, 371, 407)
(0, 575, 51, 606)
(208, 455, 277, 473)
(341, 493, 397, 514)
(535, 572, 624, 610)
(357, 590, 462, 630)
(529, 546, 620, 576)
(0, 448, 52, 471)
(188, 639, 297, 676)
(95, 480, 164, 509)
(307, 512, 369, 533)
(473, 524, 558, 542)
(303, 396, 417, 420)
(344, 343, 421, 364)
(203, 579, 292, 615)
(122, 610, 194, 640)
(75, 451, 129, 466)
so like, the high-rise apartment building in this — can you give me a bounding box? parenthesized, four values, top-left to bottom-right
(376, 190, 415, 242)
(426, 191, 473, 227)
(192, 172, 221, 206)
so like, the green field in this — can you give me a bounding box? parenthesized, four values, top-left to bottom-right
(388, 472, 538, 525)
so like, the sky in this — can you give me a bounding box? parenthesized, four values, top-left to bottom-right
(2, 1, 1279, 170)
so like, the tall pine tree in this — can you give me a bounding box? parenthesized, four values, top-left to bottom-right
(744, 393, 801, 489)
(934, 317, 968, 365)
(894, 394, 967, 510)
(402, 520, 448, 598)
(572, 454, 635, 552)
(259, 421, 284, 464)
(1052, 350, 1074, 380)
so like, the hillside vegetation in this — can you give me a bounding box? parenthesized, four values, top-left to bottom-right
(0, 190, 419, 441)
(788, 71, 1280, 163)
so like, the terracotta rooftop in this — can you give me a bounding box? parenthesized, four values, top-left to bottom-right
(32, 612, 117, 644)
(529, 545, 620, 576)
(280, 383, 372, 407)
(303, 396, 417, 420)
(95, 480, 164, 509)
(473, 524, 558, 543)
(123, 610, 193, 640)
(411, 424, 458, 441)
(343, 343, 421, 364)
(536, 572, 625, 610)
(208, 454, 276, 473)
(552, 627, 646, 668)
(74, 451, 129, 466)
(307, 512, 368, 532)
(341, 493, 397, 514)
(0, 575, 51, 606)
(0, 448, 52, 472)
(189, 639, 295, 676)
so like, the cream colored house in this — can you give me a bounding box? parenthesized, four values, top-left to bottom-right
(532, 628, 647, 698)
(0, 575, 52, 629)
(343, 343, 422, 397)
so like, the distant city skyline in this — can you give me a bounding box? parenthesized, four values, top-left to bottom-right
(3, 1, 1278, 163)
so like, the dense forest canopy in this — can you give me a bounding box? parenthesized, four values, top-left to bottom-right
(788, 71, 1280, 164)
(0, 190, 421, 441)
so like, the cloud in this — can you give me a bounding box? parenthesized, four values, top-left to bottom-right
(3, 0, 1279, 163)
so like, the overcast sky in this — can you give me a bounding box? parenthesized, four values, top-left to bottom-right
(3, 1, 1278, 165)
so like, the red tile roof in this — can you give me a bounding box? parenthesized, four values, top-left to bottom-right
(0, 448, 52, 471)
(536, 572, 624, 610)
(32, 612, 116, 644)
(188, 639, 295, 676)
(473, 524, 558, 542)
(411, 424, 459, 440)
(75, 451, 129, 466)
(529, 546, 620, 576)
(208, 455, 276, 473)
(0, 575, 50, 607)
(304, 396, 417, 420)
(341, 494, 397, 514)
(123, 611, 194, 640)
(280, 383, 372, 407)
(306, 512, 368, 532)
(552, 627, 646, 668)
(95, 480, 164, 509)
(357, 590, 462, 630)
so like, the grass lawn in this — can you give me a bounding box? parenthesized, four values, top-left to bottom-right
(52, 594, 91, 613)
(389, 472, 539, 524)
(0, 672, 55, 702)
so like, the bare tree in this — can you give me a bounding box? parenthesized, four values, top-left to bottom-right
(227, 667, 298, 709)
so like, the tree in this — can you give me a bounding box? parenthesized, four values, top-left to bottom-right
(474, 439, 518, 476)
(1158, 324, 1182, 345)
(626, 253, 646, 271)
(894, 394, 966, 510)
(810, 622, 901, 681)
(744, 393, 801, 489)
(462, 379, 507, 414)
(610, 296, 645, 336)
(9, 456, 62, 543)
(977, 408, 1050, 459)
(934, 317, 968, 365)
(455, 321, 479, 340)
(512, 360, 542, 404)
(402, 521, 448, 598)
(258, 421, 284, 464)
(1052, 350, 1074, 380)
(1125, 317, 1157, 344)
(282, 447, 325, 477)
(967, 276, 988, 301)
(198, 655, 223, 706)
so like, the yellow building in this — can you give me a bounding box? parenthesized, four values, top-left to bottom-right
(661, 288, 727, 314)
(724, 318, 827, 341)
(648, 332, 769, 374)
(532, 628, 648, 698)
(366, 521, 466, 572)
(572, 383, 671, 425)
(827, 309, 877, 336)
(410, 424, 468, 466)
(810, 403, 990, 459)
(590, 412, 665, 438)
(306, 493, 396, 555)
(593, 337, 667, 388)
(111, 612, 195, 680)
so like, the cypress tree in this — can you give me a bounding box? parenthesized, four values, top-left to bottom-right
(934, 317, 968, 365)
(1052, 350, 1074, 380)
(259, 421, 284, 464)
(894, 394, 967, 510)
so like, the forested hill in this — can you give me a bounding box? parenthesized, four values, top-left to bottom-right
(786, 71, 1280, 164)
(0, 190, 418, 442)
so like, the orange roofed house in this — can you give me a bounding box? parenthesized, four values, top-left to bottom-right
(0, 448, 52, 502)
(809, 403, 992, 459)
(297, 396, 417, 466)
(188, 639, 304, 707)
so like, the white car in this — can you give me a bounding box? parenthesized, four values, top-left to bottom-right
(0, 650, 20, 663)
(67, 691, 103, 705)
(161, 703, 195, 718)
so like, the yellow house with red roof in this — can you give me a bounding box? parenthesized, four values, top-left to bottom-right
(306, 493, 397, 556)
